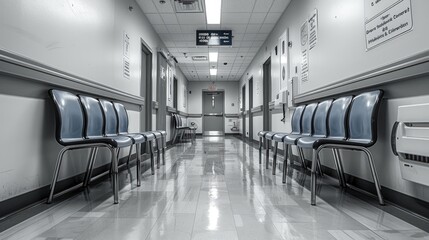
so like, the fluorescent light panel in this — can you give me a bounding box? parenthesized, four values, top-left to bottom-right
(209, 52, 218, 62)
(205, 0, 221, 24)
(210, 68, 217, 75)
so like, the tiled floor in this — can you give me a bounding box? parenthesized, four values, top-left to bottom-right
(1, 136, 429, 240)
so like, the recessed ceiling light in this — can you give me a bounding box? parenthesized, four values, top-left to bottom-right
(209, 52, 218, 62)
(210, 69, 217, 75)
(205, 0, 221, 24)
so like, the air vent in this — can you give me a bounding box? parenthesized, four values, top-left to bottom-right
(403, 153, 429, 164)
(172, 0, 204, 13)
(192, 56, 208, 61)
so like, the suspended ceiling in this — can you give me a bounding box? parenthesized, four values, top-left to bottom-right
(136, 0, 291, 81)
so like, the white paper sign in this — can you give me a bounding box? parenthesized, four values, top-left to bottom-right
(365, 0, 412, 49)
(365, 0, 402, 22)
(309, 9, 318, 50)
(300, 21, 309, 83)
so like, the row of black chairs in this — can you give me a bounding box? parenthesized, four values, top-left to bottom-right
(258, 90, 384, 206)
(48, 89, 166, 204)
(171, 113, 196, 143)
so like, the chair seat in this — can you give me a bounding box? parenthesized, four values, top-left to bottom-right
(283, 134, 304, 145)
(87, 136, 133, 148)
(152, 132, 162, 138)
(265, 132, 277, 140)
(258, 131, 269, 137)
(124, 133, 146, 144)
(141, 132, 156, 141)
(297, 136, 367, 149)
(157, 130, 167, 136)
(272, 133, 289, 142)
(296, 136, 323, 149)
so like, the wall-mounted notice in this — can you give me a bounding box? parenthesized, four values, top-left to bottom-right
(365, 0, 413, 50)
(123, 59, 130, 79)
(300, 21, 309, 83)
(123, 32, 131, 79)
(365, 0, 402, 22)
(308, 9, 318, 50)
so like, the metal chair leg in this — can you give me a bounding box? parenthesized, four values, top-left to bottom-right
(47, 148, 68, 204)
(162, 136, 166, 165)
(298, 147, 307, 169)
(282, 142, 288, 183)
(310, 149, 318, 205)
(126, 145, 134, 166)
(363, 148, 385, 205)
(83, 147, 98, 187)
(317, 158, 324, 176)
(150, 140, 155, 175)
(136, 143, 141, 187)
(156, 138, 161, 169)
(332, 149, 346, 188)
(259, 137, 262, 164)
(110, 147, 119, 204)
(265, 139, 270, 169)
(272, 141, 278, 175)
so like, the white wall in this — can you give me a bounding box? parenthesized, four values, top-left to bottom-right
(0, 0, 173, 202)
(240, 0, 429, 202)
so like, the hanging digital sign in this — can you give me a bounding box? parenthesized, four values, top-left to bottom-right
(196, 30, 232, 46)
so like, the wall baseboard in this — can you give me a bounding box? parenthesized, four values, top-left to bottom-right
(0, 153, 152, 219)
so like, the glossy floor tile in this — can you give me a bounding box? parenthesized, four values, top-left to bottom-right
(1, 137, 429, 240)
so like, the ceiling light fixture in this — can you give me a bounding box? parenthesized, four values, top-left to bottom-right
(210, 68, 217, 75)
(209, 52, 218, 62)
(205, 0, 221, 24)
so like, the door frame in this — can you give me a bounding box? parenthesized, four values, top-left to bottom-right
(140, 39, 152, 132)
(263, 57, 272, 131)
(248, 77, 253, 141)
(202, 90, 225, 135)
(241, 85, 246, 139)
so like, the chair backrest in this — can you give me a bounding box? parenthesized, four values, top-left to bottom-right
(347, 90, 383, 145)
(113, 103, 129, 135)
(291, 105, 305, 134)
(49, 89, 85, 144)
(327, 96, 353, 139)
(99, 100, 119, 137)
(300, 103, 318, 136)
(312, 100, 333, 138)
(172, 113, 178, 128)
(79, 95, 105, 138)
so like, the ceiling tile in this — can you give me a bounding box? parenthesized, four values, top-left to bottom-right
(166, 24, 182, 33)
(154, 0, 175, 13)
(160, 13, 179, 24)
(259, 23, 275, 33)
(264, 12, 282, 24)
(145, 13, 164, 24)
(136, 0, 158, 13)
(248, 12, 267, 24)
(246, 24, 262, 33)
(177, 13, 206, 25)
(222, 13, 251, 24)
(153, 24, 169, 34)
(253, 0, 274, 13)
(223, 0, 256, 13)
(270, 0, 291, 13)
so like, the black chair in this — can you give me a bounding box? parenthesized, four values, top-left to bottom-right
(48, 90, 133, 204)
(262, 105, 306, 174)
(172, 113, 195, 143)
(297, 96, 352, 187)
(306, 90, 384, 206)
(112, 102, 159, 173)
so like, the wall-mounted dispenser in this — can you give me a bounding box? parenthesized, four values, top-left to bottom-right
(392, 103, 429, 186)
